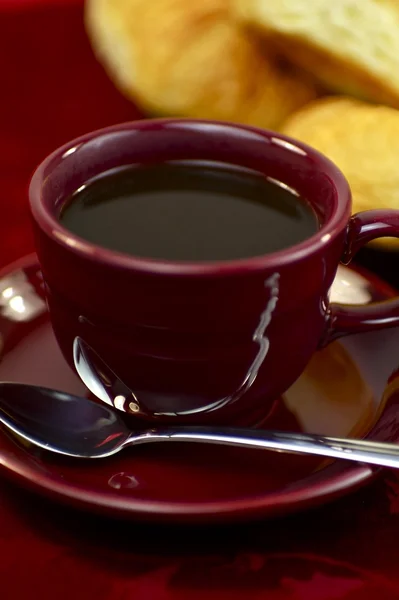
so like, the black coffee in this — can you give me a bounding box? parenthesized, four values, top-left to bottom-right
(60, 162, 318, 261)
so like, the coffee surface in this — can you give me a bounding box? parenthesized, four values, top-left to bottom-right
(60, 162, 318, 261)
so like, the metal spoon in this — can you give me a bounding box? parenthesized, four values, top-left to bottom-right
(0, 382, 399, 467)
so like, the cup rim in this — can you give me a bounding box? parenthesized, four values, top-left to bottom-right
(29, 118, 351, 277)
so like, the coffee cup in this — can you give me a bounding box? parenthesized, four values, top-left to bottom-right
(29, 119, 399, 426)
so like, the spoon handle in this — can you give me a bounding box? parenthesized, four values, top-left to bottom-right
(130, 427, 399, 469)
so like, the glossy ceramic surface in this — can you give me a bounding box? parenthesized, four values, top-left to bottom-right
(0, 254, 398, 523)
(29, 122, 399, 426)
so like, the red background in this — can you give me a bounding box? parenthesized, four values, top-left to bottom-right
(0, 0, 139, 267)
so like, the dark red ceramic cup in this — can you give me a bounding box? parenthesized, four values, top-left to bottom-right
(29, 119, 399, 426)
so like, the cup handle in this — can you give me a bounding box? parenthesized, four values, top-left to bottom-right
(325, 209, 399, 344)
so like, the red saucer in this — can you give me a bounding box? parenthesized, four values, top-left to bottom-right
(0, 254, 398, 523)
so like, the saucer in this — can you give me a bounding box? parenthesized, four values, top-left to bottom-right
(0, 254, 398, 524)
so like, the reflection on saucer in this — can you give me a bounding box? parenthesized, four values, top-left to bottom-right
(284, 342, 375, 439)
(330, 266, 372, 305)
(0, 270, 46, 322)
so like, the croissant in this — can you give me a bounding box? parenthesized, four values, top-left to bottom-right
(233, 0, 399, 108)
(282, 96, 399, 250)
(85, 0, 317, 129)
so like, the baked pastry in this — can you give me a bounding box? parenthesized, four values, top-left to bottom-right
(85, 0, 317, 129)
(282, 96, 399, 250)
(232, 0, 399, 108)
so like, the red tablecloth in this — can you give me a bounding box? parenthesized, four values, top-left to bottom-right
(2, 2, 399, 599)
